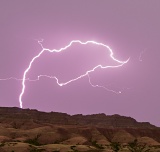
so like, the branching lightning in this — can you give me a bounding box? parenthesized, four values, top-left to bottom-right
(0, 77, 29, 81)
(0, 40, 129, 108)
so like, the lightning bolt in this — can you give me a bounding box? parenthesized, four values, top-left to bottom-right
(0, 40, 129, 108)
(139, 48, 147, 62)
(0, 77, 29, 81)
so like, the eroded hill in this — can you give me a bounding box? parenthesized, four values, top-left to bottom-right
(0, 107, 159, 152)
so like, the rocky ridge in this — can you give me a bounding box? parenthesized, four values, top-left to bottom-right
(0, 107, 159, 152)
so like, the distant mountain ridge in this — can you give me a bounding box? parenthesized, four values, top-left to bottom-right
(0, 107, 156, 129)
(0, 107, 160, 152)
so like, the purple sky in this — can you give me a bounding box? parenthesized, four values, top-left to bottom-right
(0, 0, 160, 126)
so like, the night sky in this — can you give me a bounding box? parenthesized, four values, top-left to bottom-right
(0, 0, 160, 126)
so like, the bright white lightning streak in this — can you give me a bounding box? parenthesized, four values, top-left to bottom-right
(17, 40, 129, 108)
(1, 74, 125, 94)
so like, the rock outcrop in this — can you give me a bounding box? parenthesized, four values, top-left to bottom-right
(0, 107, 159, 152)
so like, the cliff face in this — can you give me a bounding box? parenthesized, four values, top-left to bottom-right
(0, 107, 160, 152)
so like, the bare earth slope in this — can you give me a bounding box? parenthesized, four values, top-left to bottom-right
(0, 107, 159, 152)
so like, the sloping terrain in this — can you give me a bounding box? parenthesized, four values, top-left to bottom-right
(0, 107, 160, 152)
